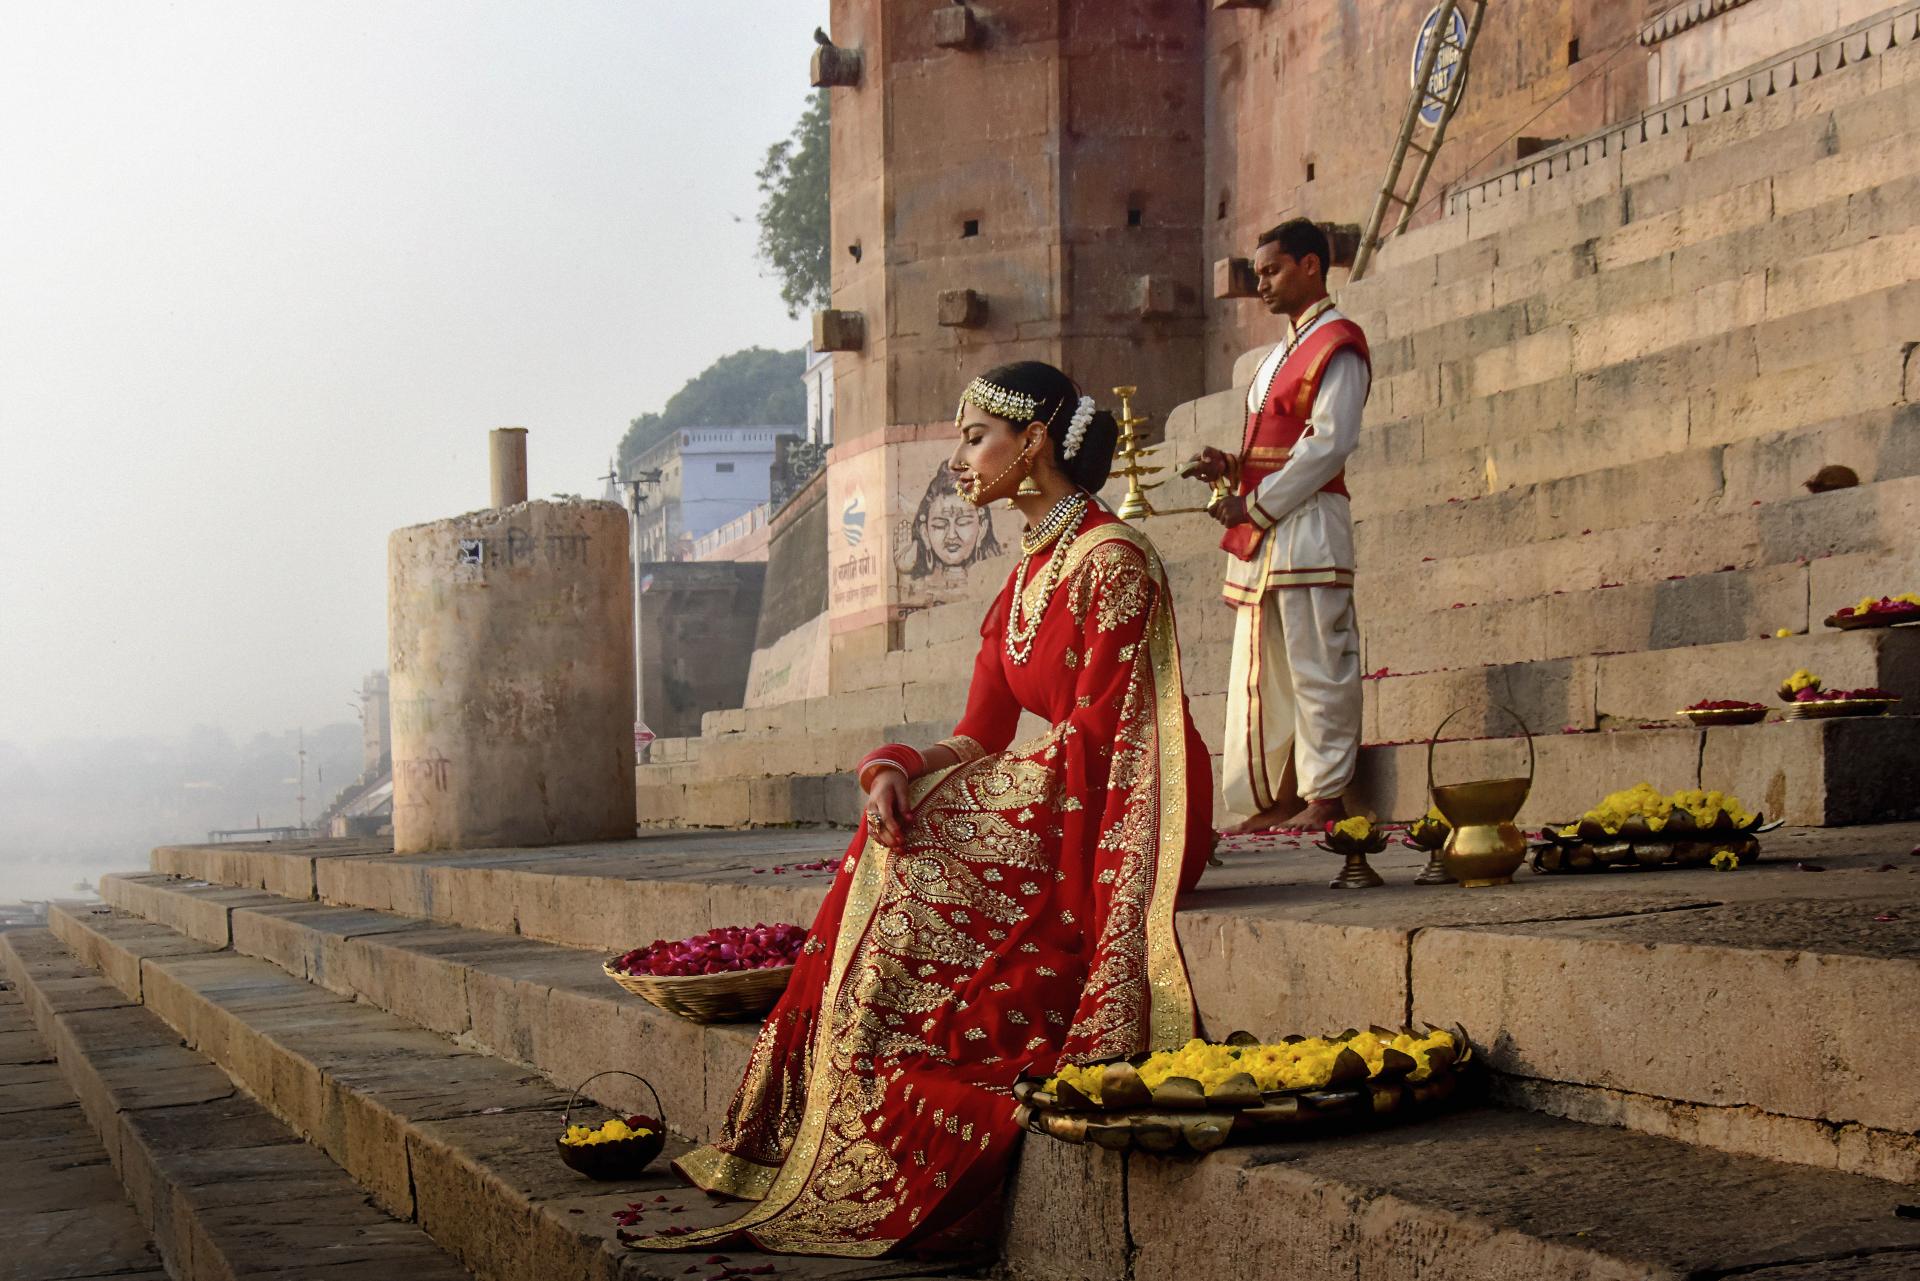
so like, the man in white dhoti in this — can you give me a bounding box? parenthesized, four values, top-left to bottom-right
(1183, 219, 1371, 834)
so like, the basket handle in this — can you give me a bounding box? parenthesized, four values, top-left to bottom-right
(1426, 704, 1536, 796)
(563, 1070, 666, 1131)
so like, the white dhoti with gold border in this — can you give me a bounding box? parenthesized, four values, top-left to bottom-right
(1220, 490, 1363, 814)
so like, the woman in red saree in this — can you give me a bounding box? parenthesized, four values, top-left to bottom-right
(635, 361, 1215, 1258)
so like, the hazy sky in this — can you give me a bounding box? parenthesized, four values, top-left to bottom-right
(1, 2, 823, 747)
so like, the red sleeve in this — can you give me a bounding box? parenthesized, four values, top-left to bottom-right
(951, 583, 1022, 755)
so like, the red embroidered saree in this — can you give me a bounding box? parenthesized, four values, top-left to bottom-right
(642, 509, 1214, 1257)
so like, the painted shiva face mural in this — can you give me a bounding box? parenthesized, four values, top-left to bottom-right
(902, 462, 1004, 580)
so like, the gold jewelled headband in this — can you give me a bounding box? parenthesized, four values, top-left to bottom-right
(956, 376, 1041, 426)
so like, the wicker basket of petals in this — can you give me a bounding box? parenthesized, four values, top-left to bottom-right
(604, 924, 805, 1023)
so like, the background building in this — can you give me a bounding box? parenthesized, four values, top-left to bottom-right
(628, 425, 798, 562)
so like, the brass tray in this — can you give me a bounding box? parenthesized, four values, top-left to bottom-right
(1782, 697, 1899, 719)
(1011, 1026, 1474, 1155)
(1825, 609, 1920, 631)
(1533, 811, 1780, 874)
(1674, 706, 1768, 727)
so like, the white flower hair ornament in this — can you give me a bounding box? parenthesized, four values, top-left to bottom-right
(1061, 395, 1096, 460)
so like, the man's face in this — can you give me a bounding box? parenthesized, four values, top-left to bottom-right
(1253, 241, 1319, 316)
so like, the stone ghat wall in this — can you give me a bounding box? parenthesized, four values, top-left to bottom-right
(638, 13, 1920, 830)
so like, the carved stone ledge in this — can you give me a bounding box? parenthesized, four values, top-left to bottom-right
(811, 40, 863, 87)
(1641, 0, 1762, 47)
(932, 4, 982, 50)
(1213, 257, 1257, 299)
(812, 309, 864, 352)
(937, 288, 988, 328)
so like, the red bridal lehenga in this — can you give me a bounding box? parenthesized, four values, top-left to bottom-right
(636, 505, 1214, 1258)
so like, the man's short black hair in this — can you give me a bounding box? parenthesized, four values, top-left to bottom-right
(1256, 218, 1331, 275)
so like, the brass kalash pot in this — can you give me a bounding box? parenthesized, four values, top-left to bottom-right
(1426, 707, 1536, 888)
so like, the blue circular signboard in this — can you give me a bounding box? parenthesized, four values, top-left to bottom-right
(1411, 5, 1469, 129)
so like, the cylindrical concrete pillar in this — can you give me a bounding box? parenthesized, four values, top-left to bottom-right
(490, 427, 528, 508)
(388, 499, 635, 852)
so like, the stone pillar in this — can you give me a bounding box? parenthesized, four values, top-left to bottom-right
(388, 499, 635, 853)
(490, 428, 528, 507)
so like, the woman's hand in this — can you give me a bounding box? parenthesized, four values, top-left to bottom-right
(862, 768, 913, 849)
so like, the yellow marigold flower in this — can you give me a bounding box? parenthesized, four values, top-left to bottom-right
(1709, 849, 1740, 871)
(1332, 816, 1373, 841)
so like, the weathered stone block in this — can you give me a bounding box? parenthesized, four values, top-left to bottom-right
(1212, 256, 1256, 298)
(937, 287, 987, 327)
(810, 308, 863, 351)
(930, 3, 981, 50)
(808, 40, 861, 88)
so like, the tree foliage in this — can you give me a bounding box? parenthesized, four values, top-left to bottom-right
(619, 346, 807, 470)
(756, 90, 831, 319)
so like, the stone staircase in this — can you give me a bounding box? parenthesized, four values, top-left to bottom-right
(8, 831, 1919, 1278)
(636, 8, 1920, 833)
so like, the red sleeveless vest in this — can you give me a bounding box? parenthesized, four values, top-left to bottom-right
(1221, 317, 1372, 562)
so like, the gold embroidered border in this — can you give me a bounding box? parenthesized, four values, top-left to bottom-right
(633, 765, 964, 1258)
(675, 1146, 779, 1201)
(1046, 521, 1201, 1052)
(934, 734, 987, 766)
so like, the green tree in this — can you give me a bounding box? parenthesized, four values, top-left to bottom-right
(756, 90, 830, 318)
(619, 347, 807, 470)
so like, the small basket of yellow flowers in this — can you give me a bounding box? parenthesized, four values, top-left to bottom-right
(557, 1071, 666, 1180)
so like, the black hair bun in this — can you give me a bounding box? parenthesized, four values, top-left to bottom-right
(1065, 408, 1120, 493)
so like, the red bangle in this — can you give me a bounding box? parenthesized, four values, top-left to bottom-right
(858, 744, 924, 793)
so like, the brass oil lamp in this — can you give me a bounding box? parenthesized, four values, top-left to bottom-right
(1426, 707, 1535, 888)
(1108, 385, 1231, 519)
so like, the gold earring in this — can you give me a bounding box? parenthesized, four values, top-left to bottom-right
(1015, 476, 1043, 497)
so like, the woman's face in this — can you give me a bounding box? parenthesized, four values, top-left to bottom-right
(949, 404, 1035, 506)
(922, 489, 983, 567)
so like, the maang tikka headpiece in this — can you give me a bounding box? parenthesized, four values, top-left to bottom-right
(955, 376, 1041, 426)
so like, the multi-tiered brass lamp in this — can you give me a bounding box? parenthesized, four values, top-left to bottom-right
(1108, 385, 1231, 519)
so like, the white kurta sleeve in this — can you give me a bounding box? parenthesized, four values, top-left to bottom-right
(1247, 348, 1370, 530)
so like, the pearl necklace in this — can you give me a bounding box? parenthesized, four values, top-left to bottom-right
(1005, 492, 1089, 664)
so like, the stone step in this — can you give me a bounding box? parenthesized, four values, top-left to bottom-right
(69, 859, 1920, 1280)
(1359, 159, 1920, 407)
(36, 903, 970, 1281)
(1363, 624, 1920, 745)
(0, 928, 476, 1281)
(143, 827, 1920, 1176)
(0, 978, 169, 1281)
(1356, 712, 1920, 828)
(75, 878, 759, 1163)
(1355, 551, 1896, 678)
(1347, 12, 1920, 317)
(1356, 66, 1920, 349)
(1007, 1109, 1920, 1281)
(1356, 472, 1920, 626)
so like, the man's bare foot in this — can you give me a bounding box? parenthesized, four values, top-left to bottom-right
(1284, 796, 1348, 832)
(1222, 805, 1297, 836)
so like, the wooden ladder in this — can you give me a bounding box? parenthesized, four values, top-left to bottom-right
(1350, 0, 1489, 283)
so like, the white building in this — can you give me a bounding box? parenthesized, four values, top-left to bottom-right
(630, 426, 797, 562)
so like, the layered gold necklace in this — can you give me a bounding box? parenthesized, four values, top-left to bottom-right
(1005, 491, 1090, 664)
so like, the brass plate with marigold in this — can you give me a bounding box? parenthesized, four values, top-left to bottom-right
(1010, 1025, 1474, 1155)
(1534, 784, 1779, 874)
